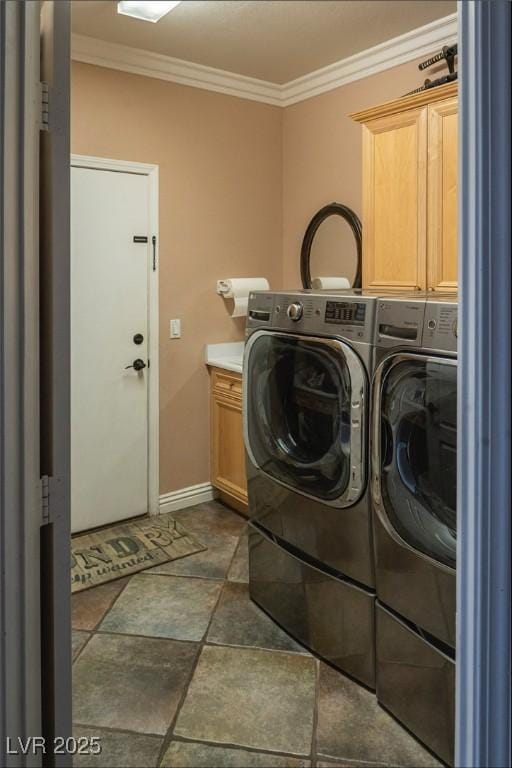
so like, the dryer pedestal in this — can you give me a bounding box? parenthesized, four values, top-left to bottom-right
(376, 603, 455, 766)
(249, 526, 376, 689)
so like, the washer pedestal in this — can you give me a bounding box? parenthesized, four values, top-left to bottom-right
(376, 603, 455, 766)
(249, 526, 376, 689)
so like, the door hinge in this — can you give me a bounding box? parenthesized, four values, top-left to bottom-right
(41, 474, 51, 525)
(40, 82, 50, 131)
(152, 235, 157, 271)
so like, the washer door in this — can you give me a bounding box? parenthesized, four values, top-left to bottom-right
(373, 354, 457, 568)
(244, 331, 367, 506)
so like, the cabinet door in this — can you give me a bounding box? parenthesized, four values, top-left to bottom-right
(428, 97, 458, 291)
(211, 391, 247, 504)
(362, 107, 428, 291)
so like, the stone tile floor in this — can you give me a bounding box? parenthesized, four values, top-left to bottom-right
(72, 501, 440, 768)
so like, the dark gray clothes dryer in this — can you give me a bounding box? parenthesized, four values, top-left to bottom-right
(371, 293, 458, 766)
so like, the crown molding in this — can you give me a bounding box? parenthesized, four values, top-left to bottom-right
(71, 34, 283, 106)
(281, 13, 457, 106)
(71, 13, 457, 108)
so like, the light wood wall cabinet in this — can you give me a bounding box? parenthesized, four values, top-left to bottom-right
(427, 95, 458, 291)
(209, 367, 248, 515)
(351, 82, 458, 292)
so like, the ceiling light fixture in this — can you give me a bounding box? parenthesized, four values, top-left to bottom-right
(117, 1, 183, 23)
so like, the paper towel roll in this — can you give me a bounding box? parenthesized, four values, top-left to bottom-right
(311, 276, 350, 290)
(217, 277, 269, 317)
(216, 277, 269, 298)
(231, 296, 249, 317)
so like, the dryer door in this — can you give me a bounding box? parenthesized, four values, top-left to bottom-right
(244, 330, 367, 506)
(373, 353, 457, 568)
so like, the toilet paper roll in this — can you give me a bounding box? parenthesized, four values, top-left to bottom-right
(311, 276, 351, 290)
(217, 277, 269, 317)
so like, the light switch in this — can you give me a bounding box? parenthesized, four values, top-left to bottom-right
(170, 319, 181, 339)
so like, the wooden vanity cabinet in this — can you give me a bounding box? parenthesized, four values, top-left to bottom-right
(209, 367, 248, 515)
(351, 82, 458, 293)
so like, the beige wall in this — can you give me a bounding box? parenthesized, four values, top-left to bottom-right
(72, 57, 426, 496)
(71, 62, 283, 495)
(282, 58, 424, 286)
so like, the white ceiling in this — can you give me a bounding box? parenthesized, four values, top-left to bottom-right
(71, 0, 456, 84)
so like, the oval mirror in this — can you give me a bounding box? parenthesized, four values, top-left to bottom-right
(300, 203, 362, 290)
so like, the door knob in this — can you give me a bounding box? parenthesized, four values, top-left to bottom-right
(125, 358, 146, 371)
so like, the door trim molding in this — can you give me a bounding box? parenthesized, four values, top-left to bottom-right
(1, 0, 46, 750)
(457, 2, 511, 766)
(70, 154, 160, 516)
(159, 483, 217, 515)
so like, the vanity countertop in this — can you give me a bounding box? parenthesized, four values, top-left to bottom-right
(205, 342, 244, 374)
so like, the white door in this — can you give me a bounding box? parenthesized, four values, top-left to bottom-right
(71, 166, 150, 533)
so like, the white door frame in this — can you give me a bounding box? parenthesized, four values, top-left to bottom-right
(456, 2, 511, 766)
(70, 154, 160, 516)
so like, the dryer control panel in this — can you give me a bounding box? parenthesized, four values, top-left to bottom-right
(423, 299, 458, 353)
(374, 298, 426, 349)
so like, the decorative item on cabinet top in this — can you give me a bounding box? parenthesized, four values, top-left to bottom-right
(350, 80, 457, 123)
(350, 81, 457, 293)
(406, 43, 458, 96)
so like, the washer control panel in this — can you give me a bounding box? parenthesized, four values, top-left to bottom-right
(246, 290, 377, 343)
(287, 302, 304, 321)
(423, 299, 458, 352)
(325, 300, 366, 326)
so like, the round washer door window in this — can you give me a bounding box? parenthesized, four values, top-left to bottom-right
(246, 332, 365, 502)
(379, 356, 457, 568)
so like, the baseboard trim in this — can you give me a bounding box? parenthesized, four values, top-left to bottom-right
(159, 483, 217, 515)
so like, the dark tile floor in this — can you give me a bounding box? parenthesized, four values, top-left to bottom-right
(72, 501, 440, 768)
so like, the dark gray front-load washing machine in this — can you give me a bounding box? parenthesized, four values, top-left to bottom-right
(243, 289, 378, 688)
(371, 294, 458, 765)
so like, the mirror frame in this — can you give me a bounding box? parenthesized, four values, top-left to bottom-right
(300, 202, 362, 290)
